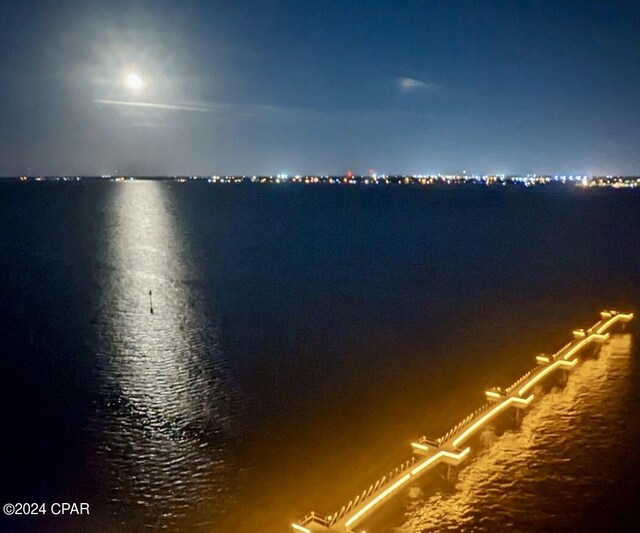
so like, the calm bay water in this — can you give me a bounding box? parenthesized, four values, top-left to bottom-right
(0, 181, 639, 532)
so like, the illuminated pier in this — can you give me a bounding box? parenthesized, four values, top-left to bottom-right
(292, 310, 634, 533)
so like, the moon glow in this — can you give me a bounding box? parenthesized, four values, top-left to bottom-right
(126, 72, 143, 90)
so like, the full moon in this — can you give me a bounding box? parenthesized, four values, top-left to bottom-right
(126, 72, 143, 90)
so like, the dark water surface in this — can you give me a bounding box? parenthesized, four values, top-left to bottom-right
(0, 182, 639, 532)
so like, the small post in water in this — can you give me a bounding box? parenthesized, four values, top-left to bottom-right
(149, 290, 154, 314)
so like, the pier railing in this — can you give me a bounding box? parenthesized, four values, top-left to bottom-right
(326, 456, 418, 526)
(431, 401, 493, 445)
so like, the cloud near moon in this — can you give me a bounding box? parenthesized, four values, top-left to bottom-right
(399, 77, 433, 90)
(94, 99, 215, 112)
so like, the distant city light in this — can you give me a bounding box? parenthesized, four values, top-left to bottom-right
(14, 174, 640, 189)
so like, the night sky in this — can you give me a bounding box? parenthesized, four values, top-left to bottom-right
(0, 0, 638, 176)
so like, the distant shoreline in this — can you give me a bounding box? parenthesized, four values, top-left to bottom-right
(2, 174, 639, 189)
